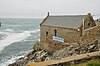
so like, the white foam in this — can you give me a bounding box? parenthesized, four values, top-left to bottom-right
(4, 28, 14, 32)
(0, 31, 30, 51)
(0, 29, 40, 51)
(0, 50, 32, 66)
(0, 32, 9, 35)
(30, 29, 40, 33)
(0, 29, 14, 35)
(0, 55, 25, 66)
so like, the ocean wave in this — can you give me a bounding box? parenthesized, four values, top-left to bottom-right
(3, 24, 19, 27)
(0, 56, 24, 66)
(29, 29, 40, 33)
(0, 50, 32, 66)
(0, 29, 40, 52)
(4, 28, 14, 32)
(0, 29, 14, 35)
(0, 31, 9, 35)
(23, 40, 35, 42)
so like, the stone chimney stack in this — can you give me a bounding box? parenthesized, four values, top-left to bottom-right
(48, 12, 49, 16)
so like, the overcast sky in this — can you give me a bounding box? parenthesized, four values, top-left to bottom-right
(0, 0, 100, 18)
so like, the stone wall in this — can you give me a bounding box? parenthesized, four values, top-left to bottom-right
(79, 26, 100, 44)
(83, 13, 96, 30)
(40, 25, 80, 44)
(40, 25, 81, 51)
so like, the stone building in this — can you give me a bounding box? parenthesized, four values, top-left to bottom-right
(40, 13, 96, 48)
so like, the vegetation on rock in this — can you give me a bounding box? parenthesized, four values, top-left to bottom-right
(70, 59, 100, 66)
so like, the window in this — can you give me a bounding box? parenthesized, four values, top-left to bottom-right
(54, 29, 57, 36)
(46, 31, 48, 37)
(88, 23, 90, 27)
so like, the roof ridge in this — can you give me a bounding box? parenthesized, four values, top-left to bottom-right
(49, 15, 86, 17)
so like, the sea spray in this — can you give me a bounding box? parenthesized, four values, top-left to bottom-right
(0, 29, 40, 52)
(0, 50, 32, 66)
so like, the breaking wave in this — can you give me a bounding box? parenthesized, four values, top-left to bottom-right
(0, 50, 32, 66)
(4, 28, 14, 32)
(0, 29, 40, 52)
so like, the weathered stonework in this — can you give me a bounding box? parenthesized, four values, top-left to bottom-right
(83, 13, 96, 30)
(40, 13, 98, 51)
(79, 25, 100, 44)
(40, 25, 80, 43)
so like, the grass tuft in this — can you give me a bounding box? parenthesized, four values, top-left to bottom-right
(70, 59, 100, 66)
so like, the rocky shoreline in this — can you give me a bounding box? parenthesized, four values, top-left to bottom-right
(8, 39, 100, 66)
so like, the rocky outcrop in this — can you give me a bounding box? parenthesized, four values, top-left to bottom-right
(8, 50, 37, 66)
(33, 41, 42, 51)
(9, 39, 100, 66)
(47, 40, 99, 60)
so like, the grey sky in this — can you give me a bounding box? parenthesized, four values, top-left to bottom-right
(0, 0, 100, 18)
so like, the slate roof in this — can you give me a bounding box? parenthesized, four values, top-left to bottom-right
(41, 15, 85, 29)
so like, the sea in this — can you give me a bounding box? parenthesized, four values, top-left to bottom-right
(0, 18, 41, 66)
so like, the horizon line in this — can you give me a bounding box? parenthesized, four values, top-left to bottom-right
(0, 17, 44, 19)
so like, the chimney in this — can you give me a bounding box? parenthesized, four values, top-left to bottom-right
(87, 13, 92, 17)
(48, 12, 49, 16)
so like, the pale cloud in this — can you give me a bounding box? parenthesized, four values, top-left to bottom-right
(0, 0, 100, 18)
